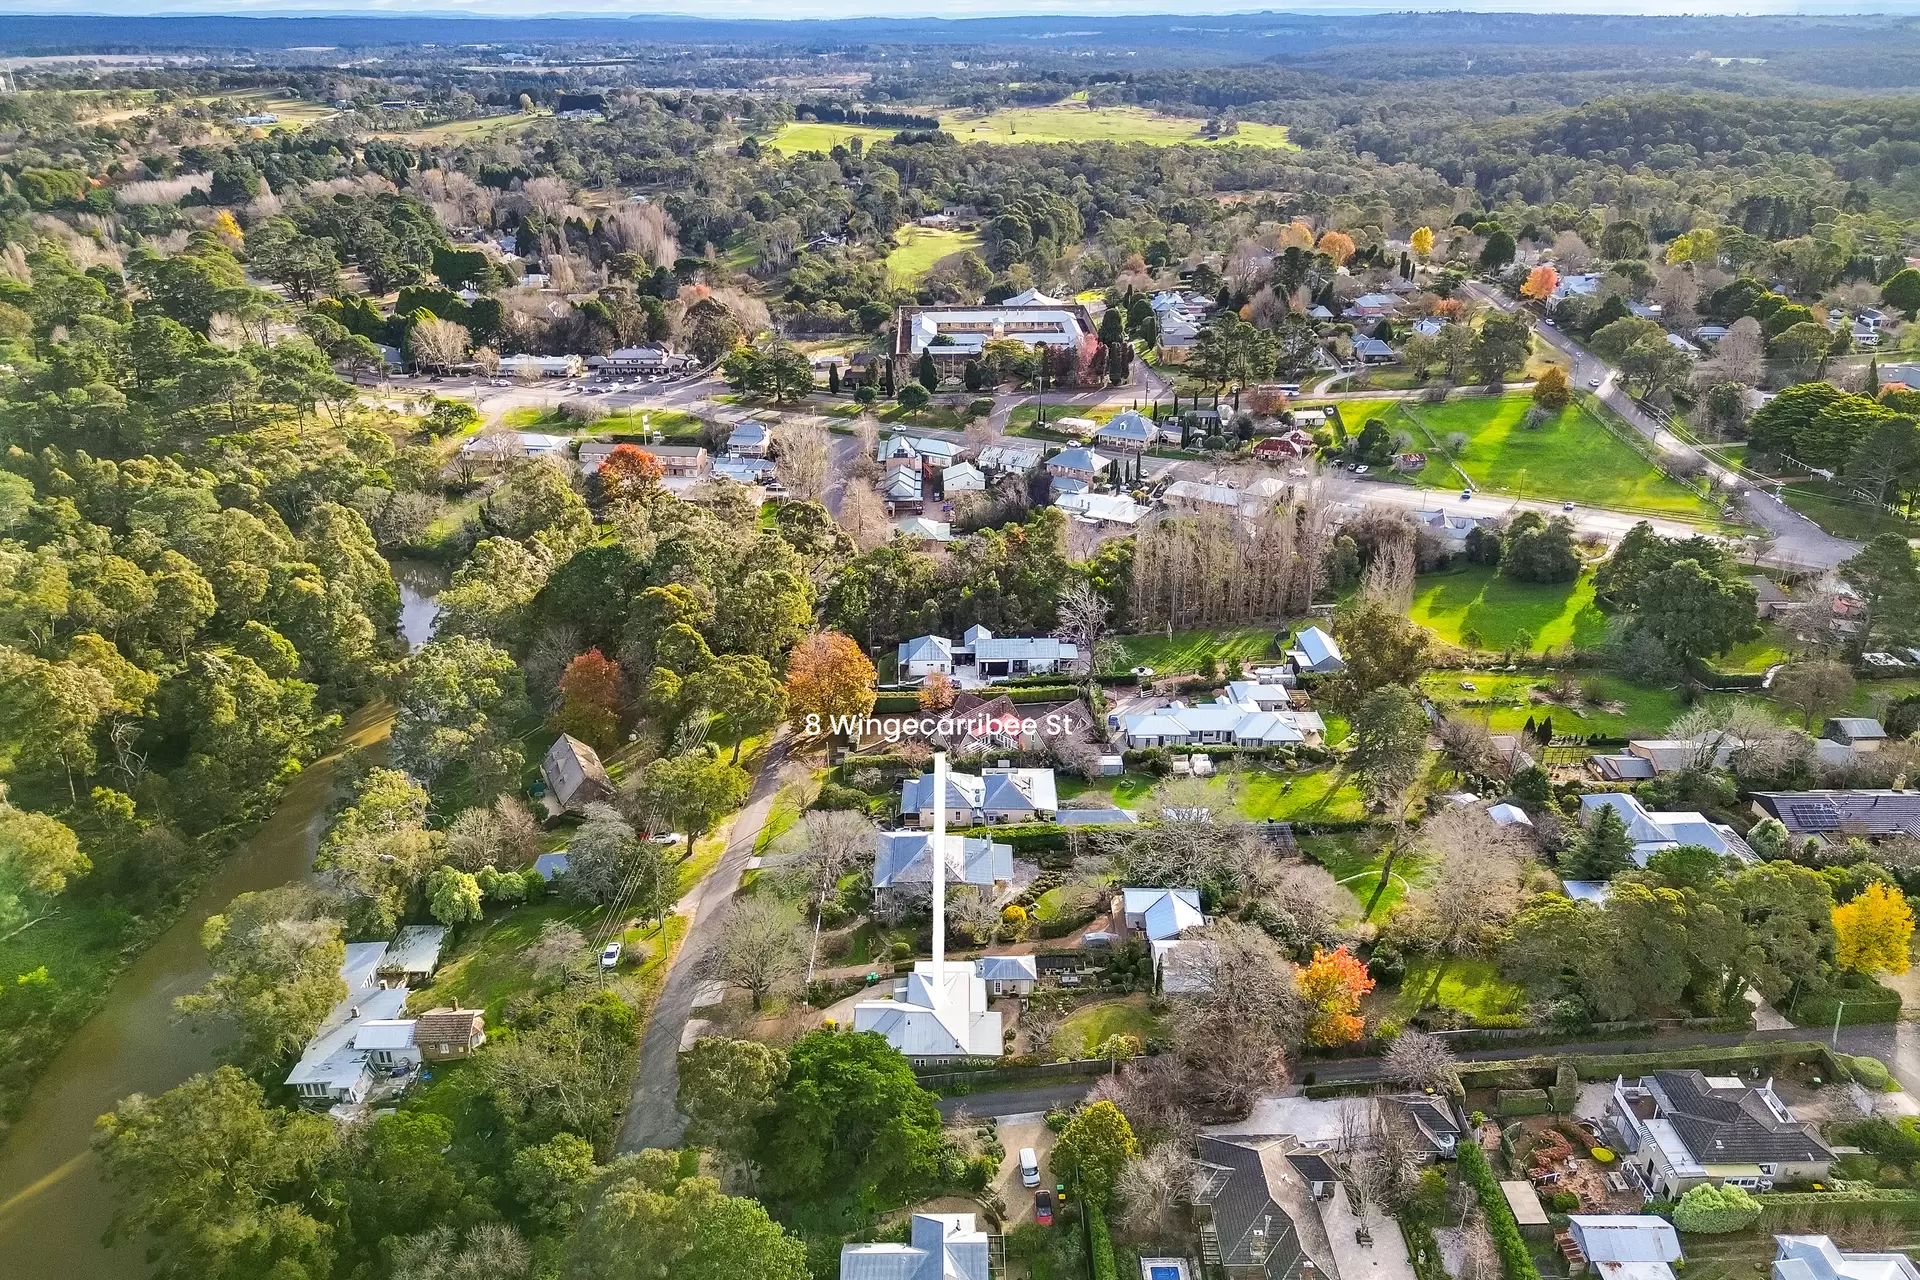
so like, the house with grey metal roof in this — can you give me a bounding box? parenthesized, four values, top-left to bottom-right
(286, 942, 406, 1108)
(1824, 718, 1888, 751)
(1774, 1236, 1920, 1280)
(977, 442, 1044, 475)
(541, 734, 612, 814)
(1192, 1136, 1309, 1280)
(1286, 626, 1344, 674)
(1122, 887, 1205, 941)
(1604, 1071, 1832, 1199)
(726, 422, 773, 457)
(378, 925, 448, 982)
(1567, 1215, 1683, 1280)
(977, 953, 1038, 995)
(897, 634, 954, 681)
(1094, 410, 1157, 452)
(1577, 793, 1754, 866)
(842, 1213, 991, 1280)
(972, 631, 1078, 680)
(901, 767, 1058, 826)
(1750, 789, 1920, 839)
(873, 832, 1014, 913)
(1046, 445, 1112, 481)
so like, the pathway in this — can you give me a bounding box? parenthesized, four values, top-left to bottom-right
(615, 736, 791, 1154)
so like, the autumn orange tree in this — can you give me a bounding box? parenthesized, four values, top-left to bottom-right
(554, 648, 625, 748)
(1834, 881, 1915, 976)
(785, 630, 877, 736)
(1316, 231, 1355, 269)
(1521, 264, 1561, 303)
(599, 444, 664, 505)
(917, 671, 956, 711)
(1297, 945, 1374, 1047)
(1532, 365, 1572, 412)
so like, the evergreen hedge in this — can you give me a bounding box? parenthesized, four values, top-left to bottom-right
(1458, 1142, 1543, 1280)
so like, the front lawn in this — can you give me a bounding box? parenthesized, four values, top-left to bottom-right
(1111, 626, 1279, 674)
(1055, 995, 1165, 1057)
(1398, 396, 1716, 518)
(1780, 481, 1920, 541)
(1057, 765, 1371, 823)
(1408, 566, 1609, 653)
(406, 901, 600, 1024)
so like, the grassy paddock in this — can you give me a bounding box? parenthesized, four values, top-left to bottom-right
(770, 106, 1295, 153)
(886, 226, 985, 285)
(1111, 626, 1278, 673)
(1397, 396, 1715, 517)
(1417, 669, 1690, 739)
(1408, 566, 1608, 653)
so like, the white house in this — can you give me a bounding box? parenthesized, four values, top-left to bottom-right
(1577, 793, 1755, 865)
(1774, 1236, 1920, 1280)
(842, 1214, 990, 1280)
(1113, 685, 1325, 750)
(727, 422, 773, 457)
(900, 767, 1058, 825)
(1121, 887, 1205, 940)
(285, 942, 409, 1107)
(499, 353, 584, 378)
(872, 831, 1014, 903)
(943, 461, 986, 493)
(897, 634, 954, 680)
(460, 430, 570, 461)
(977, 953, 1039, 996)
(1287, 625, 1345, 674)
(1056, 491, 1145, 526)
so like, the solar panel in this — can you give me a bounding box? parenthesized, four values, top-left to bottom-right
(1787, 801, 1841, 831)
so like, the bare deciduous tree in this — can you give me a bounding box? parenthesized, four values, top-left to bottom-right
(1167, 921, 1304, 1116)
(410, 318, 471, 375)
(706, 897, 805, 1010)
(946, 885, 1003, 945)
(774, 421, 832, 503)
(390, 1221, 533, 1280)
(1054, 579, 1115, 676)
(768, 809, 871, 916)
(1117, 1143, 1199, 1236)
(523, 919, 589, 978)
(836, 480, 893, 551)
(1383, 1028, 1460, 1093)
(445, 794, 545, 870)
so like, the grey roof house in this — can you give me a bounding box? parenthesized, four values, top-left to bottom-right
(542, 734, 613, 813)
(841, 1213, 990, 1280)
(1567, 1215, 1683, 1280)
(1750, 790, 1920, 839)
(1578, 793, 1755, 866)
(900, 767, 1058, 825)
(1193, 1135, 1310, 1280)
(1286, 626, 1344, 674)
(1094, 410, 1157, 451)
(1605, 1071, 1833, 1199)
(873, 831, 1014, 912)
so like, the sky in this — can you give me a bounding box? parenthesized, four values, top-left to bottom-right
(9, 0, 1920, 16)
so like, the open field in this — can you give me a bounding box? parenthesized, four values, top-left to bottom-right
(1057, 765, 1372, 824)
(1417, 669, 1690, 739)
(886, 226, 985, 286)
(770, 106, 1294, 154)
(1408, 566, 1609, 653)
(204, 90, 339, 128)
(1111, 625, 1278, 673)
(1396, 396, 1716, 517)
(1384, 958, 1526, 1020)
(380, 112, 547, 144)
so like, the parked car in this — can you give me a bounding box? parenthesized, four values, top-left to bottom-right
(650, 832, 684, 845)
(1020, 1148, 1039, 1188)
(1034, 1191, 1054, 1225)
(1563, 500, 1575, 511)
(1588, 376, 1603, 388)
(1460, 488, 1473, 501)
(600, 942, 622, 970)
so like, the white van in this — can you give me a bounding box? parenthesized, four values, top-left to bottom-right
(1019, 1148, 1040, 1188)
(600, 941, 623, 970)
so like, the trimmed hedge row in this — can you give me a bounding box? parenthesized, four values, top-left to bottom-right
(1458, 1142, 1543, 1280)
(1550, 1064, 1579, 1113)
(1495, 1088, 1551, 1116)
(1089, 1202, 1118, 1280)
(1757, 1188, 1920, 1226)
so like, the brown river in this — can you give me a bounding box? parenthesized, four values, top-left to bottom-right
(0, 561, 441, 1276)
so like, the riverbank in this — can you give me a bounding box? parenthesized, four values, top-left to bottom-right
(0, 702, 394, 1279)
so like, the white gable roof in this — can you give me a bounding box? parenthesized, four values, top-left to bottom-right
(1123, 887, 1204, 940)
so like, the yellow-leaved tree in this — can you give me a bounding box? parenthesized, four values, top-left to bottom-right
(1834, 881, 1915, 975)
(1410, 226, 1435, 259)
(1521, 264, 1561, 302)
(784, 630, 876, 736)
(1317, 230, 1356, 268)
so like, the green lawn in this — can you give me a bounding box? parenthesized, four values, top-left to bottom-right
(1409, 566, 1609, 653)
(1298, 834, 1430, 921)
(1709, 625, 1797, 675)
(1057, 766, 1370, 824)
(406, 901, 600, 1024)
(1056, 995, 1165, 1057)
(1397, 396, 1716, 518)
(1417, 669, 1690, 739)
(767, 121, 903, 154)
(820, 400, 966, 431)
(886, 226, 985, 286)
(1110, 626, 1279, 674)
(1385, 958, 1526, 1019)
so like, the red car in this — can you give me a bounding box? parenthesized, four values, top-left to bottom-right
(1034, 1190, 1054, 1226)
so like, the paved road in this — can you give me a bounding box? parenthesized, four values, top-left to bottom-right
(934, 1081, 1100, 1120)
(616, 737, 790, 1154)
